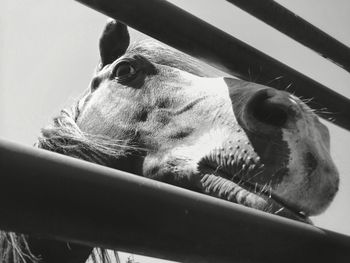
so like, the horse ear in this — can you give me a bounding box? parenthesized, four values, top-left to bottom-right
(99, 19, 130, 69)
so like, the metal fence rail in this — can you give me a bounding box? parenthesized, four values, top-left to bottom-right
(1, 1, 350, 263)
(76, 0, 350, 131)
(1, 139, 350, 263)
(226, 0, 350, 72)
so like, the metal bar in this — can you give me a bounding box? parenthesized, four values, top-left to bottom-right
(75, 0, 350, 131)
(226, 0, 350, 73)
(1, 139, 350, 263)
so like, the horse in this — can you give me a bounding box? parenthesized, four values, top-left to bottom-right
(0, 20, 339, 263)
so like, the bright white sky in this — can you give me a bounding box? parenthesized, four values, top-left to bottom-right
(1, 0, 350, 262)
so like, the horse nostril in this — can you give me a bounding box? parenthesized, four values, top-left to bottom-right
(249, 89, 290, 128)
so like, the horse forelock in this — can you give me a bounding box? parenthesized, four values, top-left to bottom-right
(36, 100, 142, 167)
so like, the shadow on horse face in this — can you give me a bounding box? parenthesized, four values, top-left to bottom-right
(76, 20, 339, 223)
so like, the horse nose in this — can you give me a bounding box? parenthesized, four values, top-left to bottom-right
(244, 88, 297, 130)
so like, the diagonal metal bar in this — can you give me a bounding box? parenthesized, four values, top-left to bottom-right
(75, 0, 350, 131)
(226, 0, 350, 73)
(0, 139, 350, 262)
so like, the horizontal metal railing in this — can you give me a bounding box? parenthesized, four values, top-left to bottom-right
(75, 0, 350, 131)
(2, 1, 350, 263)
(226, 0, 350, 72)
(0, 138, 350, 263)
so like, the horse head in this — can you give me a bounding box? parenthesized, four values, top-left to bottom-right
(56, 20, 338, 223)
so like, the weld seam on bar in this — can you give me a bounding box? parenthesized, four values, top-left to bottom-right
(226, 0, 350, 73)
(75, 0, 350, 131)
(1, 139, 350, 262)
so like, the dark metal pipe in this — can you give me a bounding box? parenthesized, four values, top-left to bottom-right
(74, 0, 350, 131)
(1, 139, 350, 262)
(226, 0, 350, 73)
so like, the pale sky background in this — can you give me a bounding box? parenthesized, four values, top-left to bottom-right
(1, 0, 350, 262)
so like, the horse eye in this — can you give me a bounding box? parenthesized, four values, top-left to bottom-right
(114, 62, 136, 79)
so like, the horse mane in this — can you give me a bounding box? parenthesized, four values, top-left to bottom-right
(0, 40, 222, 263)
(37, 108, 135, 165)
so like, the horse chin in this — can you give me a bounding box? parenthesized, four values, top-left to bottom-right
(197, 167, 312, 224)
